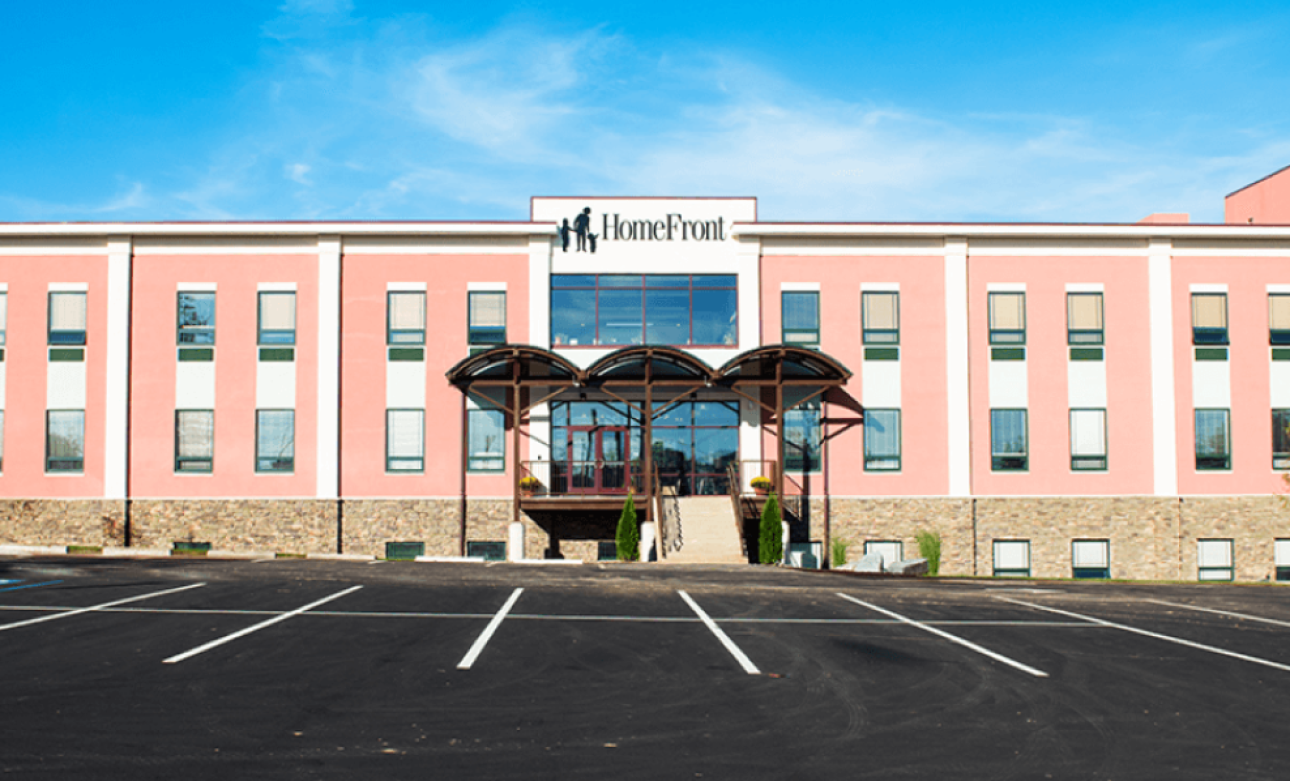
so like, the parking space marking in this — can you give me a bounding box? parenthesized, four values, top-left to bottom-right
(1147, 599, 1290, 629)
(163, 585, 363, 664)
(1003, 598, 1290, 673)
(0, 583, 205, 633)
(0, 580, 63, 593)
(837, 593, 1049, 678)
(677, 590, 760, 675)
(457, 587, 524, 670)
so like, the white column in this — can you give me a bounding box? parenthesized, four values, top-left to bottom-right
(104, 237, 132, 499)
(317, 236, 341, 499)
(528, 235, 552, 349)
(944, 238, 971, 496)
(1148, 239, 1178, 496)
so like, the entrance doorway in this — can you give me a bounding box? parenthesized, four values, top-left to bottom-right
(565, 425, 631, 494)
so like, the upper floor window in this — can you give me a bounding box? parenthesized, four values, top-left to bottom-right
(1270, 294, 1290, 345)
(862, 291, 899, 344)
(1191, 293, 1227, 345)
(991, 409, 1028, 471)
(863, 409, 901, 471)
(258, 292, 296, 346)
(1067, 292, 1104, 345)
(1273, 409, 1290, 470)
(0, 291, 7, 347)
(781, 291, 819, 347)
(46, 410, 84, 472)
(177, 292, 215, 345)
(387, 291, 426, 345)
(468, 291, 506, 349)
(784, 397, 821, 473)
(49, 292, 87, 345)
(551, 274, 737, 348)
(988, 292, 1025, 345)
(1194, 408, 1230, 470)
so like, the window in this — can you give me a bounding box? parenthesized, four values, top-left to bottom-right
(255, 410, 294, 472)
(1194, 409, 1231, 470)
(46, 410, 84, 472)
(1191, 293, 1228, 345)
(1072, 540, 1110, 579)
(1067, 292, 1104, 345)
(864, 409, 901, 471)
(550, 274, 737, 347)
(387, 292, 425, 345)
(1274, 410, 1290, 469)
(175, 410, 214, 473)
(258, 292, 296, 345)
(386, 409, 425, 472)
(991, 409, 1028, 471)
(1275, 539, 1290, 582)
(1197, 539, 1233, 581)
(49, 292, 87, 345)
(988, 291, 1025, 345)
(865, 540, 903, 566)
(1271, 294, 1290, 345)
(784, 398, 821, 473)
(177, 292, 215, 345)
(0, 410, 5, 472)
(993, 540, 1031, 577)
(468, 408, 505, 472)
(468, 291, 506, 349)
(862, 291, 899, 344)
(781, 291, 819, 347)
(0, 291, 7, 346)
(1070, 409, 1107, 470)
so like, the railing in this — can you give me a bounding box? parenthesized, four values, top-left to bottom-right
(520, 460, 643, 496)
(725, 462, 749, 561)
(654, 471, 682, 558)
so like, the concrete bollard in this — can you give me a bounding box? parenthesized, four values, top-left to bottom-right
(508, 521, 525, 562)
(640, 521, 657, 562)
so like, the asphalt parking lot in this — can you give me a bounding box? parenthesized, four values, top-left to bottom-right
(2, 557, 1290, 779)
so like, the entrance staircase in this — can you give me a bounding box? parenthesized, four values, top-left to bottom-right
(665, 497, 747, 564)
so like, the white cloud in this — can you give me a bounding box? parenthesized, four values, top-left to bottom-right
(285, 163, 313, 185)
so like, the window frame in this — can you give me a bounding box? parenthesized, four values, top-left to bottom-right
(0, 290, 7, 347)
(257, 291, 297, 346)
(48, 291, 87, 346)
(993, 539, 1031, 577)
(988, 291, 1026, 345)
(990, 408, 1028, 472)
(385, 408, 425, 473)
(1273, 409, 1290, 470)
(864, 540, 903, 565)
(1194, 408, 1231, 471)
(174, 409, 214, 473)
(1275, 539, 1290, 582)
(1271, 293, 1290, 345)
(783, 398, 822, 474)
(1197, 538, 1234, 581)
(1066, 291, 1104, 345)
(46, 409, 85, 473)
(1191, 292, 1228, 346)
(176, 291, 216, 346)
(1069, 408, 1108, 471)
(550, 274, 738, 348)
(1071, 539, 1110, 579)
(467, 290, 506, 349)
(387, 291, 426, 346)
(467, 407, 506, 473)
(861, 290, 900, 345)
(255, 409, 295, 473)
(781, 290, 820, 348)
(863, 408, 901, 471)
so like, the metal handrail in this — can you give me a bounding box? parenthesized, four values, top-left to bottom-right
(726, 462, 749, 561)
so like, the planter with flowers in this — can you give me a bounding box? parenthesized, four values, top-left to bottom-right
(519, 476, 542, 498)
(751, 476, 773, 496)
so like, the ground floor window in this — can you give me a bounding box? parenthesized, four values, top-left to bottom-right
(468, 408, 505, 472)
(386, 409, 425, 472)
(865, 540, 903, 565)
(993, 539, 1031, 577)
(1071, 539, 1110, 579)
(175, 410, 214, 473)
(467, 540, 506, 561)
(1197, 538, 1234, 581)
(46, 410, 84, 473)
(863, 409, 900, 471)
(255, 409, 294, 473)
(1276, 539, 1290, 582)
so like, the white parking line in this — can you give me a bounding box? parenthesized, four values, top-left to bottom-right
(457, 588, 524, 670)
(163, 585, 363, 664)
(677, 590, 760, 675)
(1002, 598, 1290, 673)
(1147, 599, 1290, 629)
(0, 583, 206, 633)
(837, 593, 1049, 678)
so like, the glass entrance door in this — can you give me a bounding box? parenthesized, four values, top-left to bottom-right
(566, 426, 631, 494)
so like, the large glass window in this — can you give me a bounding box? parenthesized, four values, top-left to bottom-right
(862, 291, 899, 344)
(46, 410, 84, 472)
(1195, 408, 1231, 470)
(551, 275, 737, 348)
(468, 408, 505, 472)
(782, 291, 819, 347)
(49, 292, 87, 345)
(988, 292, 1025, 345)
(1067, 292, 1104, 345)
(175, 410, 214, 472)
(784, 398, 821, 473)
(1271, 294, 1290, 345)
(468, 291, 506, 348)
(864, 409, 901, 471)
(387, 291, 425, 345)
(386, 409, 425, 472)
(1274, 409, 1290, 470)
(1070, 409, 1107, 471)
(991, 409, 1028, 471)
(1191, 293, 1227, 345)
(255, 409, 294, 472)
(258, 292, 296, 346)
(177, 292, 215, 345)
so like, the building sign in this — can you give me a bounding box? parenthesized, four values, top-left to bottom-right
(534, 197, 756, 263)
(554, 206, 731, 254)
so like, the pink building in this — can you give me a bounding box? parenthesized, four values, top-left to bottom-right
(2, 173, 1290, 580)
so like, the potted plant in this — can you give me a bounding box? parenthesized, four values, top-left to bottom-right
(519, 476, 542, 497)
(751, 476, 772, 496)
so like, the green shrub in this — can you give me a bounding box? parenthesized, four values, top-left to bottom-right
(616, 493, 639, 561)
(830, 538, 848, 568)
(915, 530, 942, 576)
(759, 493, 783, 565)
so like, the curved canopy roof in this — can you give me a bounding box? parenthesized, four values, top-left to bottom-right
(446, 344, 581, 386)
(585, 345, 714, 381)
(715, 345, 852, 383)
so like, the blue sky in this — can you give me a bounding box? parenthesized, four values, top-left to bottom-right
(2, 0, 1288, 223)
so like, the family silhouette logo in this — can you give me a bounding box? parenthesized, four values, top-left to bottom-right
(558, 207, 598, 253)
